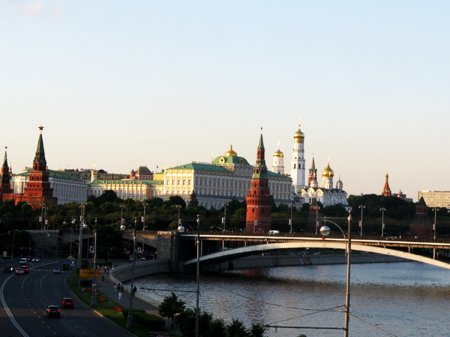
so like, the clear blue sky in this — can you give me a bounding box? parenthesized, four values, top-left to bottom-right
(1, 1, 450, 201)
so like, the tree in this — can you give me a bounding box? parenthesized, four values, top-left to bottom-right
(227, 319, 248, 337)
(188, 191, 199, 208)
(158, 292, 186, 328)
(249, 323, 266, 337)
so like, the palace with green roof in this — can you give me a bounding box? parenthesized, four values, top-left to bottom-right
(153, 145, 294, 209)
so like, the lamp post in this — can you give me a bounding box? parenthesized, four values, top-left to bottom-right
(126, 217, 137, 328)
(380, 208, 386, 238)
(91, 217, 98, 306)
(70, 218, 75, 257)
(319, 208, 352, 337)
(141, 202, 147, 253)
(221, 203, 227, 232)
(120, 205, 125, 228)
(77, 204, 86, 269)
(432, 208, 437, 241)
(358, 205, 365, 237)
(195, 214, 200, 337)
(289, 202, 293, 234)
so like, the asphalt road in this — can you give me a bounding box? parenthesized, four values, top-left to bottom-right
(0, 259, 135, 337)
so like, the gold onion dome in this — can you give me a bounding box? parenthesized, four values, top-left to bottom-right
(224, 145, 238, 157)
(293, 126, 305, 143)
(274, 149, 284, 158)
(322, 162, 334, 177)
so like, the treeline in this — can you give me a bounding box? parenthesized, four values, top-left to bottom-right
(1, 191, 449, 257)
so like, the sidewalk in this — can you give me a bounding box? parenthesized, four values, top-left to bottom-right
(96, 271, 160, 316)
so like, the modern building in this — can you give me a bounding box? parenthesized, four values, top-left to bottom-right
(154, 144, 293, 209)
(246, 133, 272, 233)
(417, 191, 450, 208)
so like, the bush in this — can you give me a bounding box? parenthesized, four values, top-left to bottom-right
(123, 309, 165, 331)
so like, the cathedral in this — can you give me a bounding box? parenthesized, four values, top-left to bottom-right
(271, 125, 348, 207)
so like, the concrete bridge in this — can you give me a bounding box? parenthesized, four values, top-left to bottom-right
(123, 231, 450, 274)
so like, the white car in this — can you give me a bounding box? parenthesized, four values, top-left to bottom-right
(32, 257, 40, 262)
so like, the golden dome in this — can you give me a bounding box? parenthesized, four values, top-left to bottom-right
(293, 126, 305, 143)
(273, 149, 284, 158)
(224, 145, 238, 157)
(322, 162, 334, 177)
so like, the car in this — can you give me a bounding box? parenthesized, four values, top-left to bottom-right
(31, 257, 40, 262)
(52, 267, 61, 274)
(22, 265, 30, 273)
(3, 265, 14, 273)
(60, 297, 74, 309)
(15, 267, 25, 275)
(19, 257, 28, 265)
(45, 305, 61, 318)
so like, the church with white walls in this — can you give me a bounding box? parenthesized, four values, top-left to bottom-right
(271, 125, 348, 207)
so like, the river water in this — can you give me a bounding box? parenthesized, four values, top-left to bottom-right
(136, 262, 450, 337)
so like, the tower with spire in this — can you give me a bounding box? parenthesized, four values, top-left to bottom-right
(291, 125, 305, 191)
(307, 156, 318, 188)
(382, 173, 392, 197)
(17, 126, 57, 209)
(245, 131, 272, 233)
(0, 147, 14, 202)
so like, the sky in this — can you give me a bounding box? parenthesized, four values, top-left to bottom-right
(1, 1, 450, 201)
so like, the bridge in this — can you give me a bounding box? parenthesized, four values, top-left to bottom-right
(127, 231, 450, 273)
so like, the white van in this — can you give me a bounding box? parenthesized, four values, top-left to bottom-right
(268, 230, 280, 235)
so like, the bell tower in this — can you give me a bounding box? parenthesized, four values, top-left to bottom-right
(245, 131, 272, 233)
(291, 125, 305, 191)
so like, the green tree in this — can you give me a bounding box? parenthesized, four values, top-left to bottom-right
(227, 319, 248, 337)
(158, 292, 186, 328)
(249, 323, 266, 337)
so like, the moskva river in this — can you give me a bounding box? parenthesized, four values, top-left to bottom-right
(136, 262, 450, 337)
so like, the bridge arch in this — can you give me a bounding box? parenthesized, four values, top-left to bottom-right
(184, 241, 450, 270)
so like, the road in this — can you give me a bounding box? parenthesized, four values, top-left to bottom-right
(0, 259, 135, 337)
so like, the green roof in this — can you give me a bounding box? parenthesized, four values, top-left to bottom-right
(212, 155, 250, 166)
(168, 162, 233, 175)
(94, 179, 159, 185)
(14, 169, 84, 181)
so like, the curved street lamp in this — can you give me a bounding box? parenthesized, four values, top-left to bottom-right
(319, 208, 352, 337)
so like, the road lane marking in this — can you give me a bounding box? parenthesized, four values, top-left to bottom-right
(0, 275, 30, 337)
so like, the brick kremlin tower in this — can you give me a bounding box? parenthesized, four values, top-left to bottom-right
(15, 126, 56, 209)
(0, 147, 14, 202)
(245, 132, 273, 233)
(382, 173, 392, 197)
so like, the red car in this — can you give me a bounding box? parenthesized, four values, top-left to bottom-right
(60, 297, 74, 309)
(45, 305, 61, 318)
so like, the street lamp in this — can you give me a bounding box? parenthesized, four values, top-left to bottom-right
(358, 205, 365, 237)
(91, 217, 98, 306)
(289, 202, 293, 234)
(141, 202, 147, 253)
(380, 208, 386, 238)
(195, 214, 200, 337)
(319, 208, 352, 337)
(432, 208, 438, 241)
(125, 217, 137, 328)
(221, 203, 227, 232)
(77, 204, 87, 269)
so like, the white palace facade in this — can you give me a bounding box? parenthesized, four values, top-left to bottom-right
(154, 146, 294, 209)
